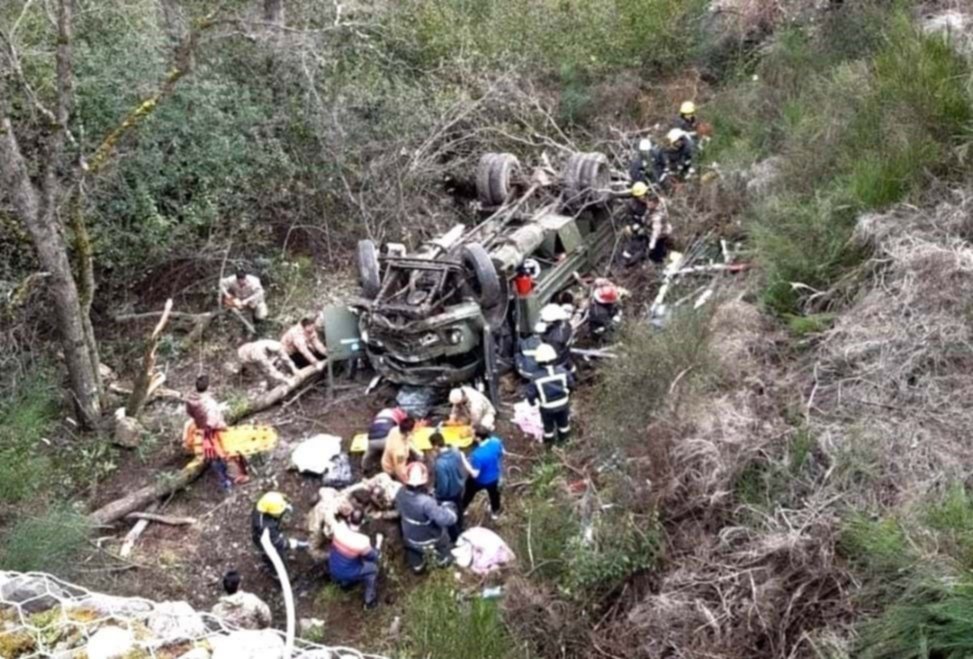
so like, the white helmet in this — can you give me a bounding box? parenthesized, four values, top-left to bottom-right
(666, 128, 688, 147)
(406, 462, 429, 487)
(535, 343, 558, 364)
(448, 388, 465, 405)
(638, 138, 653, 153)
(534, 320, 548, 335)
(540, 304, 569, 324)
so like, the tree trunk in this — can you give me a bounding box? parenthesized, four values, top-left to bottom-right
(89, 460, 206, 526)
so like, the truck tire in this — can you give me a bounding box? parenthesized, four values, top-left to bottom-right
(462, 243, 502, 308)
(476, 153, 520, 206)
(357, 239, 381, 299)
(563, 152, 609, 208)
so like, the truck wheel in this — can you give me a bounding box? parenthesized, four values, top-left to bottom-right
(563, 152, 609, 207)
(476, 153, 520, 206)
(462, 243, 502, 308)
(357, 239, 381, 299)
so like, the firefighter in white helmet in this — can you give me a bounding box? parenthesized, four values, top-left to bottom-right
(527, 343, 576, 446)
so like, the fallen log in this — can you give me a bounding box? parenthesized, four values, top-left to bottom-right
(228, 360, 328, 424)
(89, 459, 206, 527)
(125, 512, 196, 526)
(119, 502, 159, 558)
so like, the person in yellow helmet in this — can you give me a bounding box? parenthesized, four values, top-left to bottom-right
(620, 182, 666, 267)
(251, 491, 307, 572)
(675, 101, 698, 133)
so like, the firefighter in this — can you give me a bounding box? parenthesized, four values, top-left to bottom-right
(221, 269, 268, 325)
(251, 492, 307, 572)
(674, 101, 698, 135)
(664, 128, 695, 181)
(394, 463, 457, 574)
(628, 138, 666, 186)
(539, 304, 573, 371)
(516, 331, 544, 380)
(527, 343, 575, 446)
(588, 279, 627, 341)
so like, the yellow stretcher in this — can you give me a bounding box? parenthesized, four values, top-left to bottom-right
(183, 421, 279, 458)
(349, 424, 474, 453)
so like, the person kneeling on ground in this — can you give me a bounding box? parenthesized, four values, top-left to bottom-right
(430, 431, 466, 542)
(362, 406, 408, 474)
(211, 569, 272, 630)
(448, 385, 496, 431)
(237, 339, 298, 388)
(330, 509, 383, 610)
(395, 462, 457, 574)
(461, 426, 505, 520)
(251, 491, 307, 573)
(280, 317, 327, 369)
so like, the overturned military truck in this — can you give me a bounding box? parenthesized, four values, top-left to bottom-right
(347, 151, 628, 388)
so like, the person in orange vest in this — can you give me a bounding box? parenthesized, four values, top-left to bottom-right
(185, 374, 248, 490)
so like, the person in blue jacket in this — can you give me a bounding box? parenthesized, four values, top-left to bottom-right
(460, 425, 505, 520)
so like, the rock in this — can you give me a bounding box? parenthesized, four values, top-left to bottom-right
(0, 574, 67, 613)
(113, 416, 145, 448)
(210, 629, 285, 659)
(86, 626, 135, 659)
(923, 11, 973, 56)
(299, 617, 325, 636)
(746, 156, 784, 200)
(67, 593, 154, 618)
(177, 648, 212, 659)
(146, 601, 207, 641)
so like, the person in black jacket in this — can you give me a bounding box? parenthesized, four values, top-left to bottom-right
(664, 129, 696, 181)
(628, 138, 666, 186)
(674, 101, 698, 135)
(539, 304, 574, 372)
(251, 491, 306, 573)
(527, 344, 576, 446)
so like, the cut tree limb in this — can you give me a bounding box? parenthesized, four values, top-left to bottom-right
(228, 361, 328, 424)
(109, 381, 182, 403)
(119, 502, 159, 558)
(125, 512, 196, 526)
(126, 298, 173, 418)
(89, 459, 206, 526)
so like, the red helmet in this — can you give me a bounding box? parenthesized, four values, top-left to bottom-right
(593, 284, 619, 305)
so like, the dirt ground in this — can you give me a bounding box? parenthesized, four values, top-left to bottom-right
(82, 335, 544, 653)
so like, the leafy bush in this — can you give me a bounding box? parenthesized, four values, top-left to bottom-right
(1, 509, 91, 575)
(515, 497, 578, 582)
(561, 508, 663, 601)
(923, 484, 973, 570)
(0, 375, 57, 504)
(401, 572, 523, 659)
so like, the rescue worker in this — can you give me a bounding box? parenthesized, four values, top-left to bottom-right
(588, 279, 626, 341)
(430, 431, 466, 542)
(251, 491, 307, 572)
(185, 374, 247, 490)
(646, 194, 673, 264)
(628, 137, 666, 186)
(306, 473, 401, 561)
(329, 509, 383, 609)
(527, 344, 575, 446)
(674, 101, 698, 135)
(460, 425, 505, 520)
(664, 128, 695, 182)
(382, 416, 419, 484)
(515, 332, 544, 380)
(237, 339, 298, 387)
(221, 269, 268, 324)
(362, 406, 409, 473)
(280, 317, 327, 369)
(448, 385, 496, 431)
(539, 304, 573, 372)
(394, 462, 457, 574)
(620, 182, 652, 268)
(211, 570, 272, 630)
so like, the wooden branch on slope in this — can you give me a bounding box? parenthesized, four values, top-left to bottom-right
(125, 299, 173, 418)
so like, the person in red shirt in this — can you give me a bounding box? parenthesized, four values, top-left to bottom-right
(185, 374, 248, 490)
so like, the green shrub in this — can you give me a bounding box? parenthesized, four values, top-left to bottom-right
(516, 498, 578, 582)
(588, 310, 717, 446)
(1, 508, 91, 575)
(562, 508, 663, 601)
(0, 375, 57, 504)
(923, 484, 973, 569)
(400, 572, 523, 659)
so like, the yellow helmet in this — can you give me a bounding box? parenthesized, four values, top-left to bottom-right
(256, 491, 290, 517)
(680, 101, 696, 115)
(631, 182, 649, 198)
